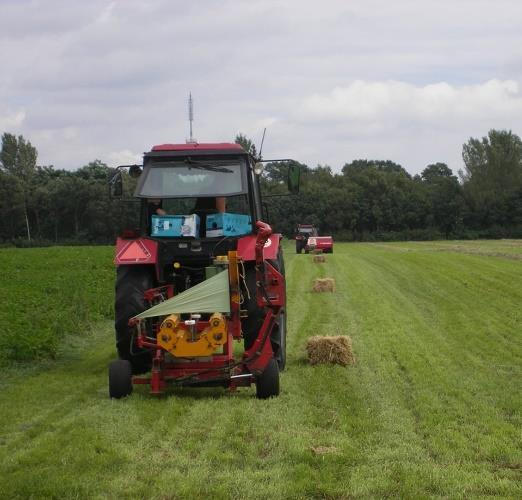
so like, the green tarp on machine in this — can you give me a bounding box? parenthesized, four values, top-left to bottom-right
(133, 270, 231, 320)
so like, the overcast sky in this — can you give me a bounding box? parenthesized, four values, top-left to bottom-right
(1, 0, 522, 175)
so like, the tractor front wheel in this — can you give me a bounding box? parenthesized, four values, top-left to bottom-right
(255, 358, 280, 399)
(109, 359, 133, 399)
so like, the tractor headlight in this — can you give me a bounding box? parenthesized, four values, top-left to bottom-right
(254, 162, 264, 175)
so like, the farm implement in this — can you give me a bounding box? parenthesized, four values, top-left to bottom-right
(295, 224, 333, 254)
(108, 142, 299, 399)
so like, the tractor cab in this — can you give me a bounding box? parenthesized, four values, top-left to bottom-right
(135, 143, 257, 240)
(109, 142, 299, 399)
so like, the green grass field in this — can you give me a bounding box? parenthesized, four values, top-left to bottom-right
(0, 246, 114, 362)
(0, 241, 521, 498)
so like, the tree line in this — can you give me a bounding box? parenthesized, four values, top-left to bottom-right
(1, 129, 521, 246)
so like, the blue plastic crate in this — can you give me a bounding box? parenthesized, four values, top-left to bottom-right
(151, 214, 200, 237)
(206, 213, 252, 237)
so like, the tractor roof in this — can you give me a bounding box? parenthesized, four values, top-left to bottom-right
(151, 143, 244, 152)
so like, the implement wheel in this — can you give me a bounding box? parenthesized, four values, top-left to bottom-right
(115, 265, 153, 374)
(109, 360, 133, 399)
(255, 358, 280, 399)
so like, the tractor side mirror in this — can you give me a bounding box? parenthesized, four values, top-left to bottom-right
(109, 170, 123, 198)
(287, 164, 300, 194)
(129, 164, 142, 178)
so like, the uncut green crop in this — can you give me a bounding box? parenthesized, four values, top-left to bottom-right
(0, 247, 114, 363)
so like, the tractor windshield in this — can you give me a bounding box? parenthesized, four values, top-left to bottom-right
(135, 159, 247, 198)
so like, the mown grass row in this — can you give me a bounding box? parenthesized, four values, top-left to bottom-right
(0, 246, 114, 363)
(0, 240, 520, 498)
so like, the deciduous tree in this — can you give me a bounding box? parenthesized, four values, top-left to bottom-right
(0, 133, 38, 242)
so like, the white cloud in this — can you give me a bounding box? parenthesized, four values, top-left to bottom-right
(96, 2, 115, 24)
(106, 149, 141, 167)
(0, 107, 26, 131)
(254, 117, 279, 130)
(299, 80, 522, 124)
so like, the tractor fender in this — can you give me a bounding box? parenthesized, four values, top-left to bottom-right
(237, 233, 282, 261)
(114, 237, 159, 266)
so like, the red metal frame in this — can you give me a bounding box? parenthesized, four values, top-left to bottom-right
(237, 233, 281, 261)
(307, 236, 334, 252)
(131, 220, 284, 395)
(151, 143, 244, 152)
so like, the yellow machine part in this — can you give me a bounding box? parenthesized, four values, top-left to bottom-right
(157, 313, 227, 357)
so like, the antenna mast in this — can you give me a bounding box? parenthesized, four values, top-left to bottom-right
(187, 93, 196, 143)
(259, 127, 267, 160)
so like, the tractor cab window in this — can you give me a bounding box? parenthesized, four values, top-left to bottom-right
(159, 195, 249, 217)
(135, 159, 247, 198)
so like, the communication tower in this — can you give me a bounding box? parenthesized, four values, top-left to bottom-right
(187, 93, 197, 144)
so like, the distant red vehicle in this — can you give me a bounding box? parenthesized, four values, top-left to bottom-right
(295, 224, 333, 254)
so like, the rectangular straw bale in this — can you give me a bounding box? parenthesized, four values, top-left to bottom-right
(306, 335, 354, 366)
(311, 278, 335, 292)
(313, 255, 326, 263)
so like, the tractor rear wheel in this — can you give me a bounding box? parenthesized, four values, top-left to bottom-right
(255, 358, 280, 399)
(242, 249, 286, 371)
(109, 359, 133, 399)
(273, 308, 287, 371)
(242, 263, 264, 352)
(242, 250, 287, 372)
(270, 250, 287, 371)
(115, 265, 153, 374)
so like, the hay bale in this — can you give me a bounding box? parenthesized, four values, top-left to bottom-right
(311, 278, 335, 292)
(306, 335, 354, 366)
(311, 248, 323, 255)
(313, 255, 326, 263)
(310, 445, 338, 455)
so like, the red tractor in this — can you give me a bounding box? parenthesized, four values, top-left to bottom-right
(108, 142, 299, 399)
(295, 224, 333, 254)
